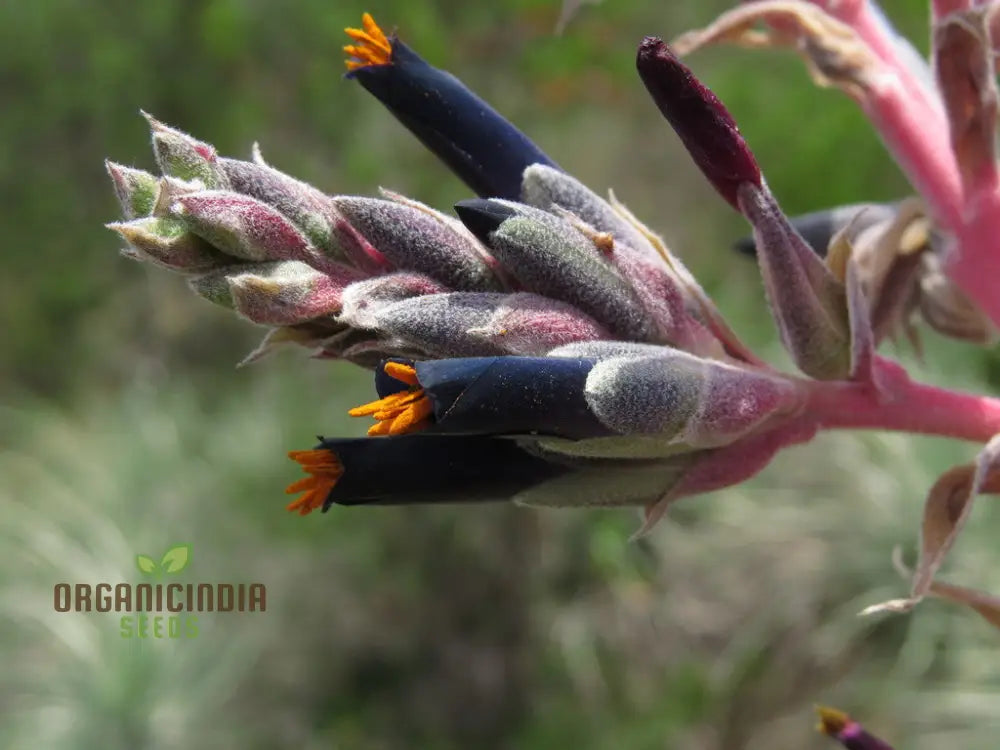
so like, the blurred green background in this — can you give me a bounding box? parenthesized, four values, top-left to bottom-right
(3, 1, 1000, 748)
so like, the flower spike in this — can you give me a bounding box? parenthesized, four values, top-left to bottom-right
(106, 14, 1000, 664)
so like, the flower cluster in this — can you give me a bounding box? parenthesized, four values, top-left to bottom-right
(107, 15, 843, 531)
(103, 4, 1000, 744)
(105, 7, 1000, 648)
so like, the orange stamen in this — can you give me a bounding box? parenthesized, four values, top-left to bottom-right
(383, 361, 420, 385)
(344, 13, 392, 71)
(285, 449, 343, 516)
(347, 362, 433, 436)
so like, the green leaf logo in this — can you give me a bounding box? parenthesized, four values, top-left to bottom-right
(135, 544, 192, 576)
(160, 544, 192, 574)
(136, 554, 160, 576)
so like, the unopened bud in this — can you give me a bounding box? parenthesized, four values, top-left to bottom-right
(636, 37, 760, 211)
(143, 112, 229, 189)
(227, 261, 347, 325)
(108, 216, 228, 273)
(190, 261, 348, 324)
(520, 165, 657, 257)
(220, 157, 344, 258)
(334, 197, 502, 291)
(342, 293, 507, 358)
(105, 162, 159, 219)
(171, 191, 352, 277)
(599, 232, 722, 355)
(340, 272, 450, 329)
(455, 199, 654, 341)
(465, 292, 609, 355)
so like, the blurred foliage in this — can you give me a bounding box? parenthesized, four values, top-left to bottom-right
(4, 1, 1000, 748)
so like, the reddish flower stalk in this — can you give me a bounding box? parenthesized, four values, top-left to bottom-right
(872, 4, 1000, 330)
(805, 357, 1000, 443)
(812, 0, 964, 231)
(860, 79, 963, 231)
(680, 1, 1000, 329)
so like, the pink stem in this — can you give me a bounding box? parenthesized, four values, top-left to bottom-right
(860, 82, 963, 231)
(947, 186, 1000, 327)
(804, 364, 1000, 443)
(827, 1, 1000, 330)
(816, 0, 964, 230)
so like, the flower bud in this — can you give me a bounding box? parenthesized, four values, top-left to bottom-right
(220, 157, 344, 258)
(334, 197, 502, 291)
(108, 216, 229, 273)
(144, 112, 229, 189)
(455, 199, 655, 341)
(170, 190, 311, 262)
(465, 292, 609, 355)
(226, 261, 347, 325)
(105, 162, 159, 219)
(340, 292, 506, 358)
(636, 37, 760, 211)
(190, 261, 348, 324)
(520, 164, 657, 257)
(582, 348, 804, 447)
(599, 233, 723, 356)
(340, 272, 450, 329)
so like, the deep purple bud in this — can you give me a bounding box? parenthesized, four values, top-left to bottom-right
(636, 37, 760, 210)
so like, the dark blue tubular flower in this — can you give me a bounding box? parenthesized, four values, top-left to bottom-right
(285, 348, 806, 514)
(285, 356, 615, 514)
(355, 358, 612, 439)
(344, 13, 559, 200)
(286, 435, 570, 513)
